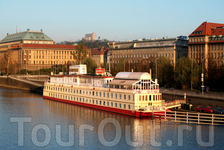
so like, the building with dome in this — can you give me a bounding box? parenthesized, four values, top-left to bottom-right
(0, 29, 91, 73)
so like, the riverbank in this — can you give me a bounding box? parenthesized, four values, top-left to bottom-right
(0, 76, 43, 93)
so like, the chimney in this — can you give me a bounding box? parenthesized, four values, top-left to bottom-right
(27, 29, 30, 31)
(7, 33, 9, 36)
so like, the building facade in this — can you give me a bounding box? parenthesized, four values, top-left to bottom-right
(109, 36, 188, 69)
(0, 30, 91, 73)
(82, 32, 96, 41)
(91, 48, 108, 66)
(188, 21, 224, 69)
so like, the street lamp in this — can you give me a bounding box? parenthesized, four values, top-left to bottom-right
(191, 59, 194, 90)
(201, 57, 208, 96)
(155, 58, 159, 84)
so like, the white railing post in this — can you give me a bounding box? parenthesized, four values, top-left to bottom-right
(212, 114, 214, 125)
(198, 113, 200, 124)
(187, 112, 188, 124)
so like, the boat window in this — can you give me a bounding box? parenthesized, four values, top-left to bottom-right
(80, 98, 81, 101)
(124, 104, 126, 109)
(153, 95, 155, 101)
(120, 104, 122, 108)
(120, 94, 122, 99)
(71, 89, 73, 93)
(111, 102, 113, 107)
(142, 95, 144, 101)
(100, 101, 102, 105)
(103, 93, 105, 97)
(93, 92, 94, 96)
(128, 105, 131, 109)
(115, 103, 117, 107)
(83, 98, 85, 102)
(128, 95, 131, 100)
(80, 90, 81, 94)
(93, 100, 94, 104)
(65, 89, 67, 92)
(74, 97, 75, 100)
(111, 93, 113, 98)
(145, 95, 148, 101)
(83, 91, 85, 94)
(107, 102, 109, 106)
(115, 94, 117, 99)
(89, 91, 91, 95)
(100, 92, 101, 97)
(124, 95, 126, 99)
(107, 93, 109, 98)
(68, 89, 70, 93)
(149, 95, 151, 101)
(96, 100, 98, 104)
(139, 95, 141, 101)
(103, 101, 105, 105)
(74, 90, 75, 93)
(89, 99, 91, 103)
(96, 92, 98, 96)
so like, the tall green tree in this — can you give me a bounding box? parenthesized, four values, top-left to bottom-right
(174, 57, 201, 89)
(84, 58, 97, 74)
(155, 57, 174, 87)
(72, 43, 87, 64)
(111, 58, 125, 76)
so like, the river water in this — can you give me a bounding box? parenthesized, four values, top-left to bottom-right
(0, 88, 223, 150)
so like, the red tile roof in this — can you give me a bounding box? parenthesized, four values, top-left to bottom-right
(11, 44, 89, 50)
(91, 48, 108, 55)
(189, 21, 224, 37)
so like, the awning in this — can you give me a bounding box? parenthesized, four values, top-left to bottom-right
(108, 79, 139, 86)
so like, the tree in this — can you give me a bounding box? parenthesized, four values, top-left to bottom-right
(111, 58, 125, 76)
(174, 57, 201, 89)
(84, 58, 97, 74)
(0, 50, 17, 75)
(154, 57, 174, 87)
(137, 59, 150, 72)
(73, 43, 87, 64)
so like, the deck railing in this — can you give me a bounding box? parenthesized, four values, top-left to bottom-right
(46, 82, 160, 94)
(154, 111, 224, 125)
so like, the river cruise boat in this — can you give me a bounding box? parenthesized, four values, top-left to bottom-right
(43, 66, 165, 117)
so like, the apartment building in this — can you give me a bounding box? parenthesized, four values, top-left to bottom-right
(91, 47, 108, 66)
(108, 36, 188, 68)
(188, 21, 224, 69)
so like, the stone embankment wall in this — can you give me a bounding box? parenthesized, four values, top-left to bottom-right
(162, 90, 224, 110)
(0, 76, 43, 93)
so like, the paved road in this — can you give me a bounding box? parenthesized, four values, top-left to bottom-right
(160, 88, 224, 100)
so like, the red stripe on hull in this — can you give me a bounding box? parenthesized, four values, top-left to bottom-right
(43, 96, 164, 117)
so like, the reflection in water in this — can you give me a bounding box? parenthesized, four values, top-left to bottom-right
(0, 88, 223, 149)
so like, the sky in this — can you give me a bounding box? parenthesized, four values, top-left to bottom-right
(0, 0, 224, 43)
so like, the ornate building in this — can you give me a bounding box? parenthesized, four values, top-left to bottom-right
(188, 21, 224, 69)
(0, 29, 91, 73)
(108, 36, 188, 69)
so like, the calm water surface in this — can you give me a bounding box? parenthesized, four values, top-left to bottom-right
(0, 88, 223, 150)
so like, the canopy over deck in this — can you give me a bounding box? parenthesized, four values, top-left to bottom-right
(108, 79, 139, 86)
(115, 72, 151, 80)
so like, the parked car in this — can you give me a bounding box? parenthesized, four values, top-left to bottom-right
(195, 105, 203, 112)
(213, 107, 224, 114)
(203, 106, 213, 113)
(201, 86, 210, 92)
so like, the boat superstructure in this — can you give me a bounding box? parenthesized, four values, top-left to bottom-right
(43, 69, 165, 117)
